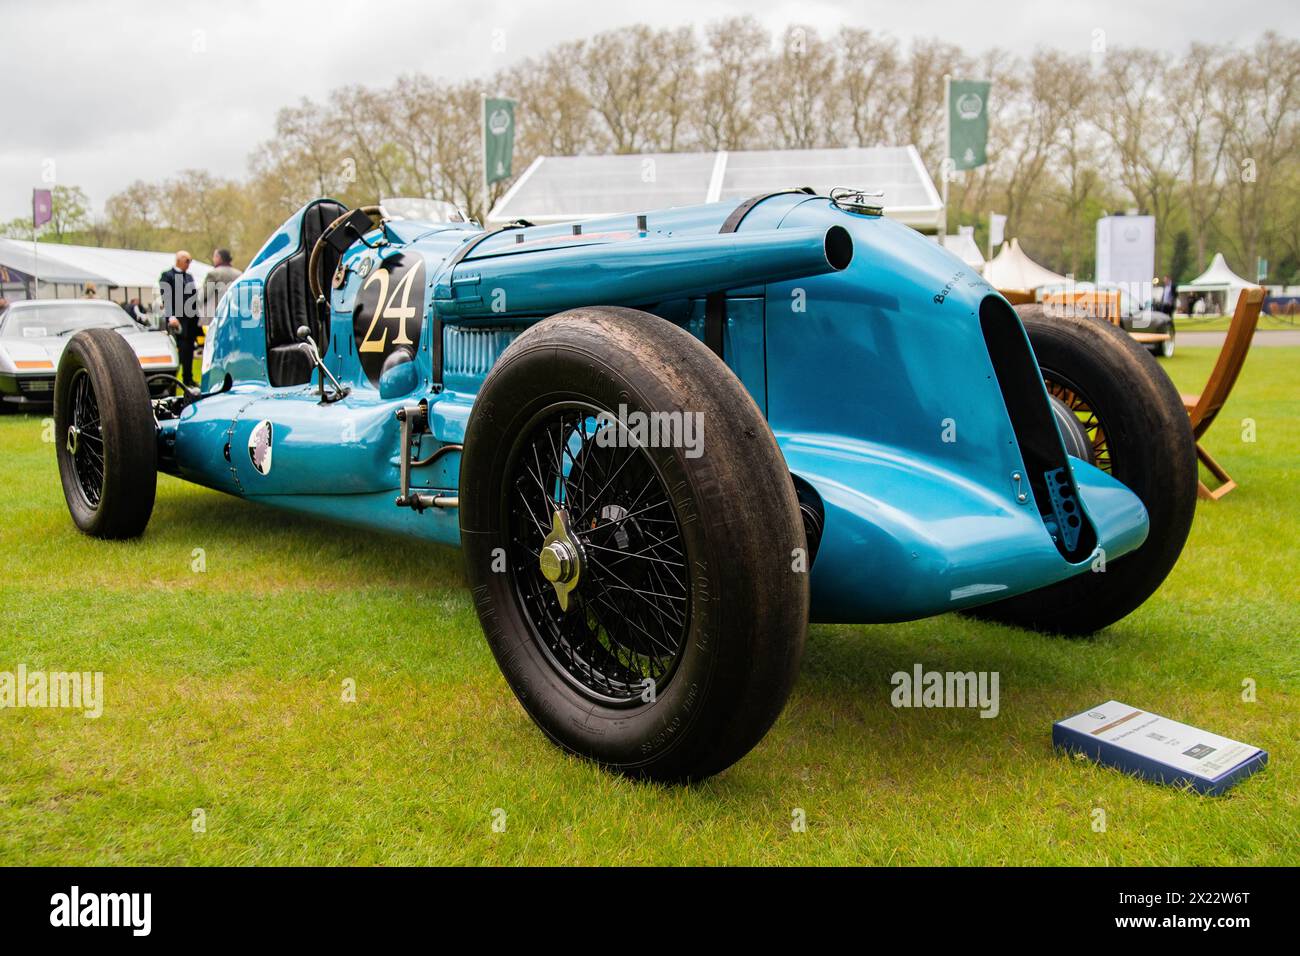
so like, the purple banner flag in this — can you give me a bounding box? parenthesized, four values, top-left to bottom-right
(32, 188, 52, 228)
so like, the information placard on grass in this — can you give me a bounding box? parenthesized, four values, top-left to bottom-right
(1054, 701, 1268, 795)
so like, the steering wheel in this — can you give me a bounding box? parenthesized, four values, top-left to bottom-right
(307, 205, 385, 301)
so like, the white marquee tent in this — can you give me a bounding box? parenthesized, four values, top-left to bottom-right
(0, 238, 210, 304)
(1180, 252, 1257, 313)
(982, 238, 1066, 294)
(489, 146, 944, 231)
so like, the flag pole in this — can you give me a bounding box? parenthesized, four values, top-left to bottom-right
(940, 74, 950, 243)
(481, 92, 489, 225)
(31, 197, 39, 300)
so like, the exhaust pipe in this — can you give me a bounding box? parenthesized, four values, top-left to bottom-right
(434, 225, 853, 318)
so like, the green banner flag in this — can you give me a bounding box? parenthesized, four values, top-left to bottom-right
(483, 96, 516, 185)
(948, 80, 990, 171)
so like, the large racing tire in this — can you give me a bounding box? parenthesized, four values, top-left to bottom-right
(54, 328, 157, 538)
(968, 305, 1197, 635)
(460, 306, 808, 782)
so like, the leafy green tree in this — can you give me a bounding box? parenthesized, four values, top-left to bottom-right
(45, 185, 92, 241)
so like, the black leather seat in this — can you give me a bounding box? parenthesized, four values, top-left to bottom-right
(264, 199, 347, 386)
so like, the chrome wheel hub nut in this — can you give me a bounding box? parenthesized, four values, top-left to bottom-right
(539, 509, 583, 611)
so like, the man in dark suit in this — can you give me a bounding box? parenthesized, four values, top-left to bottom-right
(159, 251, 198, 386)
(1159, 275, 1177, 316)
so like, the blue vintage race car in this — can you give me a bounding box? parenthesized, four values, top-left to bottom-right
(53, 189, 1197, 781)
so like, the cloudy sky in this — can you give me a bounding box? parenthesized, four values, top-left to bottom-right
(3, 0, 1293, 222)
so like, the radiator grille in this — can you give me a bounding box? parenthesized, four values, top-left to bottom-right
(442, 325, 520, 378)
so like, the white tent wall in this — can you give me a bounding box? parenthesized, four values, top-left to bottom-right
(982, 238, 1066, 292)
(0, 238, 211, 308)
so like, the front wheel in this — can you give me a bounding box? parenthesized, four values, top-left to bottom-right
(54, 328, 157, 538)
(968, 305, 1197, 634)
(460, 307, 808, 782)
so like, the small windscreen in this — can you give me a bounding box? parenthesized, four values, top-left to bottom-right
(380, 198, 468, 223)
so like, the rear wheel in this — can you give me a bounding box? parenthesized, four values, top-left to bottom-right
(968, 305, 1196, 634)
(55, 328, 157, 538)
(460, 306, 808, 782)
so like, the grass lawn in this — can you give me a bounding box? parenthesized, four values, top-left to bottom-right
(0, 347, 1296, 866)
(1177, 313, 1297, 332)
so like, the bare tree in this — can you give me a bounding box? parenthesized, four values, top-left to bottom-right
(837, 28, 901, 148)
(1054, 85, 1105, 277)
(655, 27, 699, 152)
(81, 23, 1300, 284)
(104, 181, 159, 249)
(388, 73, 450, 198)
(697, 16, 767, 150)
(582, 26, 679, 153)
(894, 39, 970, 178)
(999, 50, 1092, 234)
(330, 84, 405, 201)
(435, 82, 494, 220)
(1092, 50, 1185, 232)
(1219, 32, 1300, 272)
(168, 171, 243, 254)
(756, 25, 840, 149)
(1169, 43, 1231, 266)
(251, 98, 344, 208)
(505, 42, 595, 157)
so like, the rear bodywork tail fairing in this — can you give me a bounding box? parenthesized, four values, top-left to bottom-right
(755, 196, 1147, 622)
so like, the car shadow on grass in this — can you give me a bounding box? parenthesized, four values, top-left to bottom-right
(148, 476, 467, 593)
(773, 616, 1120, 767)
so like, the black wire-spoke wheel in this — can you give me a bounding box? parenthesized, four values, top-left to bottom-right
(55, 328, 157, 539)
(506, 402, 690, 704)
(67, 368, 109, 508)
(461, 307, 809, 782)
(1042, 372, 1112, 472)
(966, 304, 1196, 635)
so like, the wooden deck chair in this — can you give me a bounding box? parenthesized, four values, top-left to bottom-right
(1180, 286, 1265, 500)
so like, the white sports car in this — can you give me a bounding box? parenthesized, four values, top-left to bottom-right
(0, 299, 179, 407)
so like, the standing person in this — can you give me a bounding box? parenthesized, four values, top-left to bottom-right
(120, 296, 149, 328)
(82, 284, 98, 299)
(159, 251, 198, 386)
(202, 248, 241, 326)
(1159, 275, 1177, 316)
